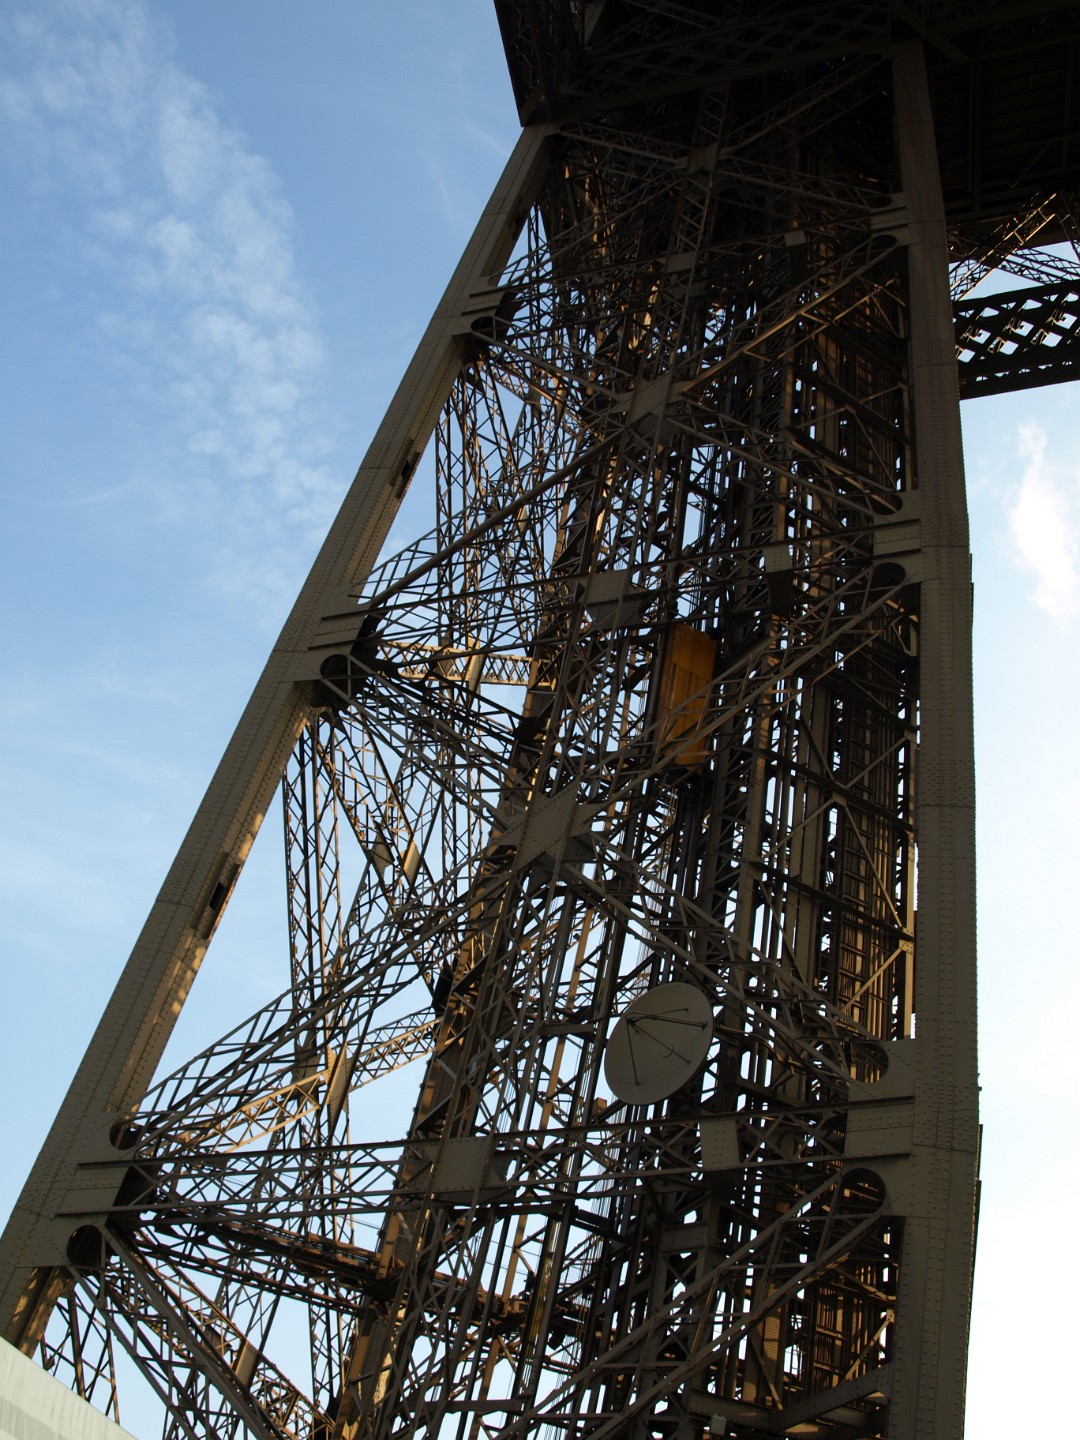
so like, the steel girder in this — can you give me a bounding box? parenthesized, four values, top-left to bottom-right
(955, 281, 1080, 396)
(0, 22, 984, 1440)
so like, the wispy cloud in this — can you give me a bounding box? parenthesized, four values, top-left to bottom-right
(0, 0, 339, 581)
(1006, 422, 1080, 619)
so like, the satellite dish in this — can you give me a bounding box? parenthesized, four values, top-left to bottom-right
(604, 982, 713, 1104)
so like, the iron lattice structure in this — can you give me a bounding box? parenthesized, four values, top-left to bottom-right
(4, 4, 1080, 1438)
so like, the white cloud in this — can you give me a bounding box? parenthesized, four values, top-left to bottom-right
(1005, 422, 1080, 618)
(0, 0, 340, 576)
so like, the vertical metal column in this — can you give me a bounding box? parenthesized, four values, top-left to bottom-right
(887, 41, 979, 1440)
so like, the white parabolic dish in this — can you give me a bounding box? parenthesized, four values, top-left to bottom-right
(604, 981, 714, 1104)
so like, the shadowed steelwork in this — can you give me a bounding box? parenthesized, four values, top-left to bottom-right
(4, 4, 1079, 1439)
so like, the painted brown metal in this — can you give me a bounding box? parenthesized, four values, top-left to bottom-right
(2, 4, 1077, 1438)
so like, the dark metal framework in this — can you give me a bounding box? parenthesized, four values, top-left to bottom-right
(3, 4, 1079, 1439)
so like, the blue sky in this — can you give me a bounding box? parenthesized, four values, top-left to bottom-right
(1, 3, 1077, 1434)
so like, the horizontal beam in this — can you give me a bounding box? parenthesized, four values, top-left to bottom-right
(955, 281, 1080, 397)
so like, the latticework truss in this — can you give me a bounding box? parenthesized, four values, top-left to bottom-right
(0, 10, 1006, 1440)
